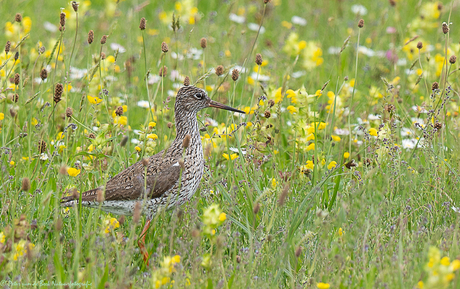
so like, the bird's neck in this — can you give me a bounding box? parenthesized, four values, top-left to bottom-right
(174, 110, 200, 145)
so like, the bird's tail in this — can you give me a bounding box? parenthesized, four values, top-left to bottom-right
(60, 187, 102, 207)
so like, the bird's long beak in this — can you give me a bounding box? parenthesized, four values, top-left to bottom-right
(208, 100, 245, 114)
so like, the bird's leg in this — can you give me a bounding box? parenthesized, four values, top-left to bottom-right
(138, 219, 151, 265)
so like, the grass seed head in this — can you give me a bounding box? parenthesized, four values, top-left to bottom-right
(88, 30, 94, 44)
(40, 68, 48, 80)
(21, 178, 30, 192)
(442, 22, 449, 34)
(66, 107, 73, 118)
(120, 136, 128, 147)
(72, 1, 79, 12)
(54, 83, 63, 103)
(183, 134, 191, 149)
(100, 35, 107, 44)
(14, 73, 20, 85)
(15, 13, 22, 22)
(161, 41, 169, 53)
(215, 65, 224, 76)
(159, 66, 167, 77)
(253, 203, 260, 214)
(96, 189, 105, 203)
(278, 184, 289, 206)
(255, 53, 263, 65)
(358, 19, 364, 28)
(60, 12, 66, 27)
(139, 17, 146, 30)
(231, 69, 239, 81)
(184, 76, 190, 86)
(5, 41, 11, 55)
(200, 37, 207, 48)
(38, 140, 46, 153)
(115, 106, 123, 116)
(55, 218, 63, 231)
(236, 255, 241, 263)
(449, 55, 456, 64)
(295, 246, 302, 257)
(59, 165, 68, 175)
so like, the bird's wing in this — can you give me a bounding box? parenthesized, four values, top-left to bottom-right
(61, 149, 182, 204)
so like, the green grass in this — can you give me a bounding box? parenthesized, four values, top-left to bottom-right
(1, 0, 460, 288)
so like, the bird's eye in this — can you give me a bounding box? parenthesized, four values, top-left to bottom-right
(194, 93, 203, 99)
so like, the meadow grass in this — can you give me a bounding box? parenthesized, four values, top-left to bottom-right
(1, 0, 460, 288)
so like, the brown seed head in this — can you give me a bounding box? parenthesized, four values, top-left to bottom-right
(200, 37, 207, 48)
(231, 69, 239, 81)
(5, 41, 11, 55)
(21, 178, 31, 192)
(72, 1, 79, 12)
(161, 42, 169, 53)
(179, 159, 185, 170)
(59, 165, 68, 175)
(40, 68, 48, 80)
(66, 107, 73, 118)
(255, 53, 263, 65)
(183, 134, 191, 149)
(236, 255, 241, 263)
(215, 65, 224, 76)
(253, 203, 260, 215)
(449, 55, 457, 64)
(100, 52, 106, 60)
(13, 93, 19, 103)
(345, 160, 357, 169)
(60, 12, 66, 27)
(115, 106, 123, 116)
(9, 108, 16, 118)
(88, 30, 94, 44)
(437, 3, 443, 10)
(38, 141, 46, 153)
(264, 0, 270, 3)
(14, 52, 19, 61)
(139, 17, 146, 30)
(96, 188, 105, 203)
(159, 66, 167, 77)
(14, 73, 20, 85)
(55, 83, 63, 97)
(133, 202, 142, 223)
(184, 76, 190, 86)
(432, 82, 439, 91)
(167, 122, 173, 129)
(118, 215, 125, 226)
(59, 25, 65, 32)
(417, 41, 423, 49)
(264, 111, 271, 118)
(88, 133, 96, 139)
(101, 35, 107, 45)
(15, 13, 22, 22)
(442, 23, 449, 34)
(55, 218, 63, 231)
(295, 246, 302, 258)
(142, 158, 149, 167)
(358, 19, 364, 28)
(389, 0, 396, 6)
(278, 184, 289, 206)
(268, 99, 275, 108)
(434, 122, 443, 130)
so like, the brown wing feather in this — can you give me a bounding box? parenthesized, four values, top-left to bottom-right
(61, 147, 182, 204)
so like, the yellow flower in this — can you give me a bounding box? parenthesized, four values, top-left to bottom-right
(0, 232, 5, 244)
(417, 281, 424, 289)
(451, 259, 460, 271)
(327, 161, 337, 170)
(218, 212, 226, 222)
(344, 152, 350, 159)
(10, 161, 15, 166)
(441, 257, 450, 266)
(306, 143, 315, 151)
(149, 122, 157, 128)
(305, 160, 314, 170)
(246, 122, 253, 128)
(271, 178, 277, 188)
(114, 116, 128, 126)
(31, 117, 38, 126)
(286, 105, 298, 114)
(369, 128, 378, 136)
(103, 217, 120, 234)
(317, 283, 330, 289)
(222, 153, 238, 160)
(274, 87, 283, 103)
(135, 146, 141, 152)
(315, 90, 322, 97)
(0, 113, 4, 120)
(87, 95, 102, 104)
(148, 134, 158, 140)
(331, 135, 341, 142)
(67, 167, 81, 177)
(338, 227, 343, 236)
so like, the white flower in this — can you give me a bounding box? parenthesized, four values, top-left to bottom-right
(351, 4, 367, 15)
(229, 147, 246, 154)
(229, 13, 245, 24)
(250, 72, 270, 81)
(248, 23, 265, 34)
(334, 128, 350, 135)
(411, 105, 428, 113)
(137, 100, 150, 108)
(402, 139, 418, 149)
(368, 114, 381, 121)
(291, 16, 307, 26)
(110, 43, 126, 53)
(401, 128, 413, 137)
(186, 48, 203, 60)
(205, 118, 218, 127)
(40, 153, 49, 160)
(328, 47, 341, 55)
(43, 22, 58, 32)
(358, 46, 375, 57)
(148, 75, 161, 85)
(291, 71, 306, 78)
